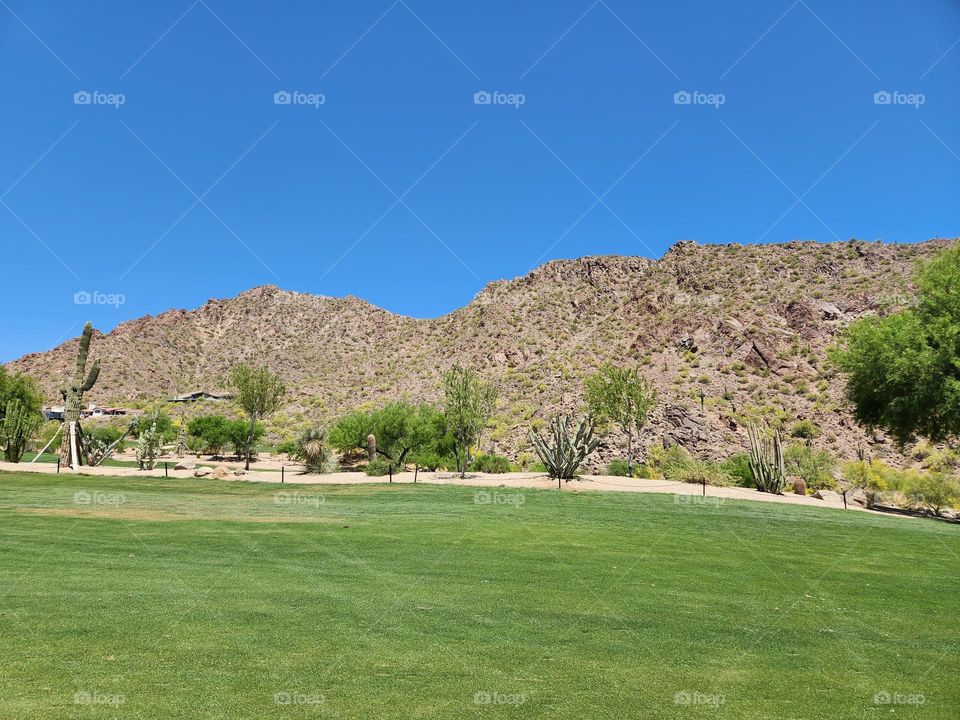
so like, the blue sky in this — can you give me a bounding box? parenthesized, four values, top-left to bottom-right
(1, 0, 958, 361)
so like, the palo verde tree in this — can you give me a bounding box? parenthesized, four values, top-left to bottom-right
(330, 402, 445, 479)
(443, 365, 497, 478)
(832, 245, 960, 445)
(228, 363, 285, 470)
(584, 363, 657, 477)
(0, 368, 43, 462)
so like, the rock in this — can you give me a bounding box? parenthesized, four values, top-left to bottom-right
(233, 469, 246, 476)
(211, 466, 229, 479)
(847, 487, 868, 506)
(813, 489, 843, 504)
(814, 300, 843, 320)
(663, 405, 709, 448)
(193, 467, 212, 477)
(174, 461, 195, 470)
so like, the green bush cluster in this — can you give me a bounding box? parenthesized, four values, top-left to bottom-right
(469, 453, 513, 473)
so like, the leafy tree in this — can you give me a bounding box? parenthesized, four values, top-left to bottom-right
(228, 364, 285, 469)
(225, 418, 263, 460)
(908, 473, 960, 516)
(330, 402, 446, 478)
(0, 370, 43, 462)
(585, 364, 657, 476)
(833, 245, 960, 445)
(443, 365, 497, 478)
(187, 415, 232, 457)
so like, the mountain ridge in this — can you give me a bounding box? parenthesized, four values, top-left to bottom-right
(7, 238, 957, 465)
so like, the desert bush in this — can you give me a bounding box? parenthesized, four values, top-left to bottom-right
(364, 458, 392, 477)
(607, 459, 631, 477)
(469, 453, 513, 474)
(789, 419, 820, 439)
(784, 444, 836, 489)
(295, 428, 332, 474)
(907, 473, 960, 515)
(719, 453, 754, 487)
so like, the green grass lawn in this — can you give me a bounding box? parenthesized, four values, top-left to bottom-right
(0, 471, 957, 719)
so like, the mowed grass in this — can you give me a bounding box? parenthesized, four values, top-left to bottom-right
(0, 472, 957, 719)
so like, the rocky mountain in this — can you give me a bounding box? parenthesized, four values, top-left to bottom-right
(7, 238, 956, 465)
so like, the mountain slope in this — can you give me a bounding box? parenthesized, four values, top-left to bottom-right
(8, 238, 955, 464)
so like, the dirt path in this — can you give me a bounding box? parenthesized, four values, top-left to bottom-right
(0, 459, 874, 513)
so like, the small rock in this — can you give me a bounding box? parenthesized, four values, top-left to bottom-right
(211, 466, 229, 479)
(174, 461, 195, 470)
(233, 469, 246, 476)
(193, 467, 212, 477)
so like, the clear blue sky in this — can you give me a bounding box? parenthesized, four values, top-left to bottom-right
(1, 0, 958, 361)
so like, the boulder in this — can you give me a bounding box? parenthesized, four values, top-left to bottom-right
(211, 466, 230, 479)
(233, 469, 247, 477)
(813, 489, 843, 504)
(174, 461, 195, 470)
(193, 467, 212, 477)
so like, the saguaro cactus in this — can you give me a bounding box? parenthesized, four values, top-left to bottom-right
(58, 322, 101, 468)
(529, 415, 600, 481)
(747, 424, 786, 494)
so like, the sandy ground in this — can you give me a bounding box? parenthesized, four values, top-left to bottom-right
(0, 456, 874, 513)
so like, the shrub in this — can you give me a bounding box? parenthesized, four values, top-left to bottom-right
(720, 453, 754, 487)
(607, 459, 631, 477)
(469, 453, 513, 474)
(295, 428, 332, 474)
(364, 458, 392, 477)
(907, 473, 960, 515)
(275, 438, 298, 456)
(789, 419, 820, 439)
(784, 444, 836, 489)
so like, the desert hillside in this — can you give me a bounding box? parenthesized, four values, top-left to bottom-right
(8, 238, 956, 464)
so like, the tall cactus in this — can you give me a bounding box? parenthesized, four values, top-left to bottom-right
(529, 415, 600, 480)
(747, 424, 786, 494)
(58, 322, 101, 467)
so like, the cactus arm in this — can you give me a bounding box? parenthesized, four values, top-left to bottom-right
(82, 359, 100, 391)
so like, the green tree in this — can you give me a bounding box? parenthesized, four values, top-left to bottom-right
(187, 415, 232, 457)
(585, 364, 657, 476)
(330, 402, 446, 479)
(0, 370, 44, 463)
(228, 364, 285, 469)
(225, 418, 263, 460)
(443, 366, 497, 478)
(833, 245, 960, 445)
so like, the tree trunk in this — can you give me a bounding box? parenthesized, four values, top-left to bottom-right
(627, 431, 634, 477)
(244, 416, 257, 471)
